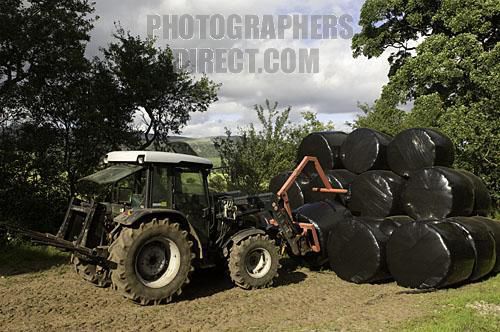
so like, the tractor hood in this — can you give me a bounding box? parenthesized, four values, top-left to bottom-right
(79, 164, 144, 185)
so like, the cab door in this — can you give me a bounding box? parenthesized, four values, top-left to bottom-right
(173, 167, 210, 245)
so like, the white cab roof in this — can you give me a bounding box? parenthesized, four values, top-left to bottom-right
(105, 151, 213, 167)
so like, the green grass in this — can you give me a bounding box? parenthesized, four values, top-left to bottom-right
(0, 241, 69, 276)
(400, 275, 500, 331)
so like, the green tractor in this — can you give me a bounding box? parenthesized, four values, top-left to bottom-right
(7, 151, 347, 305)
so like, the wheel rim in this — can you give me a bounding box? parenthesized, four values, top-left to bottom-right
(245, 248, 272, 279)
(135, 238, 181, 288)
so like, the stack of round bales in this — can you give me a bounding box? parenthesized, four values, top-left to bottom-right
(390, 128, 491, 220)
(474, 216, 500, 273)
(299, 128, 397, 210)
(271, 126, 497, 289)
(457, 170, 492, 216)
(340, 128, 392, 174)
(327, 216, 413, 284)
(297, 131, 347, 174)
(387, 221, 476, 289)
(387, 128, 455, 177)
(387, 217, 499, 289)
(294, 200, 353, 266)
(401, 166, 475, 220)
(348, 170, 405, 217)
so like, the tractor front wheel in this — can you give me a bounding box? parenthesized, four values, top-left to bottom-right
(228, 234, 280, 289)
(109, 218, 194, 305)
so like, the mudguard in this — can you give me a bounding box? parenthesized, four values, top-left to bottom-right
(114, 208, 204, 258)
(222, 228, 266, 257)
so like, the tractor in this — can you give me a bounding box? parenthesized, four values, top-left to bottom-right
(5, 151, 347, 305)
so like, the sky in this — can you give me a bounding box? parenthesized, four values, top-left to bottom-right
(87, 0, 390, 136)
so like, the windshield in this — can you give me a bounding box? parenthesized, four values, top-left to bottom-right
(113, 168, 147, 208)
(79, 164, 144, 185)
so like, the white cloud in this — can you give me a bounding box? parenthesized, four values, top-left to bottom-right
(88, 0, 390, 137)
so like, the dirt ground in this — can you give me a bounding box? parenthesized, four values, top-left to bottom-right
(0, 256, 459, 332)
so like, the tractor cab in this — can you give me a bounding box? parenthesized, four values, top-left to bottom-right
(81, 151, 212, 212)
(79, 151, 214, 242)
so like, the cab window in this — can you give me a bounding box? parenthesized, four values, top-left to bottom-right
(174, 169, 208, 209)
(151, 166, 173, 208)
(113, 169, 147, 208)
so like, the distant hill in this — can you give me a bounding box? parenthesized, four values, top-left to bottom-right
(166, 136, 230, 167)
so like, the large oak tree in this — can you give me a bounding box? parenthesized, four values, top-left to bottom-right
(352, 0, 499, 206)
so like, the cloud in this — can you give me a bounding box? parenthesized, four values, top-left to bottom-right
(88, 0, 390, 137)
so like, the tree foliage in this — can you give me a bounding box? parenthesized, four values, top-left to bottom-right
(102, 27, 219, 149)
(0, 1, 219, 231)
(352, 0, 500, 206)
(214, 101, 334, 194)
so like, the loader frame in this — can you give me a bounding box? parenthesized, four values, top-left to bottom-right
(268, 156, 348, 256)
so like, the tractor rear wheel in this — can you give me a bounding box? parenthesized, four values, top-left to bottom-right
(71, 255, 110, 288)
(228, 234, 280, 289)
(109, 218, 193, 305)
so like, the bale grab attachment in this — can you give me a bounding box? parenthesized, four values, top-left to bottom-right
(270, 156, 348, 256)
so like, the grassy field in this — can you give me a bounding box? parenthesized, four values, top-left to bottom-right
(0, 241, 68, 276)
(400, 276, 500, 331)
(0, 242, 498, 331)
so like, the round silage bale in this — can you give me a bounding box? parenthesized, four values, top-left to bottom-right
(474, 216, 500, 273)
(295, 200, 353, 253)
(402, 166, 474, 220)
(446, 217, 496, 281)
(456, 170, 492, 216)
(296, 131, 348, 174)
(387, 221, 475, 289)
(340, 128, 392, 174)
(269, 172, 310, 210)
(378, 215, 415, 237)
(327, 217, 392, 283)
(347, 170, 405, 217)
(306, 169, 356, 205)
(387, 128, 454, 177)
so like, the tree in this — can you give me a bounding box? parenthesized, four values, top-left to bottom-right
(0, 0, 96, 119)
(0, 0, 99, 230)
(0, 1, 220, 231)
(102, 27, 220, 149)
(351, 0, 500, 206)
(214, 101, 334, 194)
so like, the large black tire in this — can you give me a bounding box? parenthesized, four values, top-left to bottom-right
(228, 234, 280, 289)
(71, 254, 111, 288)
(109, 218, 194, 305)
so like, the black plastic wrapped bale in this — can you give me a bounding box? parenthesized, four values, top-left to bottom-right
(378, 215, 415, 237)
(402, 167, 474, 220)
(296, 131, 348, 174)
(387, 221, 475, 289)
(387, 128, 455, 177)
(347, 170, 405, 217)
(456, 170, 492, 216)
(474, 216, 500, 273)
(446, 217, 496, 281)
(294, 200, 352, 253)
(306, 169, 356, 205)
(269, 172, 310, 210)
(340, 128, 392, 174)
(327, 217, 392, 283)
